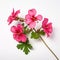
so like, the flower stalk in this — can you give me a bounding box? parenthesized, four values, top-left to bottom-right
(40, 36, 59, 60)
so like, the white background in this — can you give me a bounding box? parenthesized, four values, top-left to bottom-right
(0, 0, 60, 60)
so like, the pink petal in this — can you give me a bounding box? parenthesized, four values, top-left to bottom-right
(17, 24, 23, 33)
(29, 21, 36, 29)
(15, 10, 20, 16)
(10, 26, 17, 33)
(7, 15, 16, 25)
(25, 14, 31, 19)
(47, 23, 52, 32)
(43, 29, 50, 37)
(13, 33, 21, 42)
(36, 15, 43, 20)
(25, 19, 32, 24)
(42, 18, 48, 27)
(28, 9, 36, 16)
(48, 28, 52, 33)
(43, 28, 47, 34)
(19, 34, 27, 42)
(7, 16, 13, 25)
(17, 24, 23, 29)
(47, 23, 52, 28)
(25, 14, 32, 24)
(43, 26, 52, 36)
(12, 8, 14, 15)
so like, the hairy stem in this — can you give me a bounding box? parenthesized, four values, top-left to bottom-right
(40, 36, 59, 60)
(16, 17, 25, 22)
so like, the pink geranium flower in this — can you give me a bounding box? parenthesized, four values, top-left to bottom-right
(7, 8, 20, 25)
(42, 18, 53, 36)
(25, 9, 43, 29)
(11, 24, 27, 42)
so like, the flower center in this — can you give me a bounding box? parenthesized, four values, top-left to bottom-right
(31, 16, 37, 21)
(16, 30, 21, 35)
(45, 25, 48, 28)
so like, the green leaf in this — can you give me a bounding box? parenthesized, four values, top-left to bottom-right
(27, 44, 32, 49)
(16, 40, 32, 55)
(39, 30, 45, 35)
(31, 31, 40, 39)
(23, 46, 30, 54)
(17, 43, 24, 50)
(23, 43, 32, 54)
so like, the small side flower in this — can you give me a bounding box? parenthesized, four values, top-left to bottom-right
(42, 18, 53, 36)
(7, 8, 20, 25)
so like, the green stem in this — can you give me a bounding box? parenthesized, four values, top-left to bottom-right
(40, 36, 59, 60)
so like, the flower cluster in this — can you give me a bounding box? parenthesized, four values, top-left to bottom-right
(7, 8, 53, 54)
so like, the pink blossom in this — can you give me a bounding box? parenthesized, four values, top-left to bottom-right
(7, 8, 20, 25)
(11, 24, 27, 42)
(25, 9, 43, 29)
(42, 18, 53, 36)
